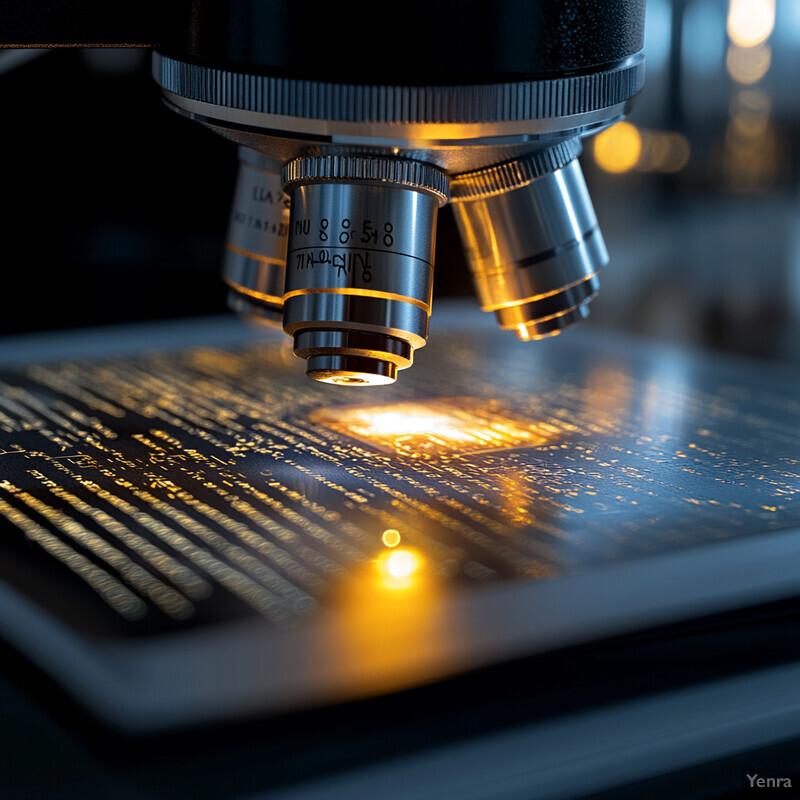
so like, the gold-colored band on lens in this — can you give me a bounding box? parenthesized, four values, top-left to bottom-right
(500, 292, 598, 328)
(480, 269, 601, 311)
(516, 325, 564, 341)
(225, 242, 286, 267)
(223, 279, 284, 306)
(282, 287, 431, 313)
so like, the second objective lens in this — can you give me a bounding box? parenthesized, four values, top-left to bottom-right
(223, 147, 290, 326)
(450, 140, 608, 341)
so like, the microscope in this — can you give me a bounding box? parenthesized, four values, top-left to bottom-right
(2, 0, 646, 385)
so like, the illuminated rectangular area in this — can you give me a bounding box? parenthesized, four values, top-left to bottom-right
(309, 399, 558, 457)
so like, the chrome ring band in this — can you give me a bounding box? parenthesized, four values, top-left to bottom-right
(450, 140, 583, 201)
(283, 156, 449, 205)
(153, 52, 645, 125)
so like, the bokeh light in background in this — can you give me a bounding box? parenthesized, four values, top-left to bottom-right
(723, 88, 780, 191)
(725, 0, 774, 85)
(725, 42, 771, 83)
(594, 122, 642, 173)
(380, 550, 420, 582)
(587, 0, 800, 362)
(722, 0, 780, 190)
(594, 123, 690, 174)
(726, 0, 774, 47)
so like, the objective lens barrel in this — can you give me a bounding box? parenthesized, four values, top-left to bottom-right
(281, 156, 448, 386)
(223, 147, 290, 325)
(450, 141, 608, 340)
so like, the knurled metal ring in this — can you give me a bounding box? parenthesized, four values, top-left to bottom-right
(450, 139, 583, 202)
(282, 155, 449, 205)
(154, 53, 644, 124)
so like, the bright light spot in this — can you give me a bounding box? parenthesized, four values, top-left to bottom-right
(386, 550, 418, 579)
(726, 42, 771, 83)
(727, 0, 775, 47)
(361, 410, 455, 436)
(593, 122, 642, 174)
(310, 400, 556, 458)
(382, 529, 401, 548)
(376, 549, 421, 589)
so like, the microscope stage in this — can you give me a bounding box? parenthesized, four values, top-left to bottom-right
(0, 304, 799, 732)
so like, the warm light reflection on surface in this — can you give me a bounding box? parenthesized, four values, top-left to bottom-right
(356, 409, 455, 436)
(515, 324, 562, 342)
(310, 400, 558, 457)
(378, 549, 420, 588)
(326, 553, 447, 695)
(583, 363, 633, 427)
(727, 0, 775, 47)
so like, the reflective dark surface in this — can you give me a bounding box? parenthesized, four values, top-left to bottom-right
(1, 308, 800, 798)
(0, 308, 798, 642)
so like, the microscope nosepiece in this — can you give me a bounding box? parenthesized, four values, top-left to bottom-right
(450, 141, 608, 341)
(154, 0, 645, 384)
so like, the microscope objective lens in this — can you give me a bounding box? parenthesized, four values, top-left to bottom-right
(151, 1, 646, 383)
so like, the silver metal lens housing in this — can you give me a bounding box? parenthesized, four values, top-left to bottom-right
(154, 51, 644, 383)
(223, 147, 289, 326)
(281, 156, 448, 386)
(450, 141, 608, 340)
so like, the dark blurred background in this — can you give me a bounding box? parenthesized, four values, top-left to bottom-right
(1, 0, 799, 367)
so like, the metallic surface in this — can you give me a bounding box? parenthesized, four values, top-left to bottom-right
(153, 46, 641, 174)
(161, 92, 630, 173)
(154, 52, 644, 138)
(222, 147, 289, 326)
(451, 148, 608, 340)
(282, 156, 444, 385)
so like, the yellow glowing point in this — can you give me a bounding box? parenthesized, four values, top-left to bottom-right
(593, 122, 642, 174)
(727, 0, 775, 48)
(385, 550, 418, 579)
(376, 548, 421, 589)
(382, 529, 401, 548)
